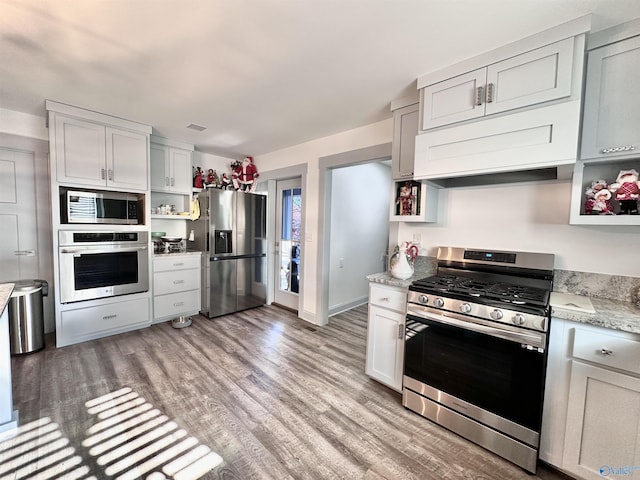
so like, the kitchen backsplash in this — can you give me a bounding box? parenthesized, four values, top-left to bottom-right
(554, 270, 640, 303)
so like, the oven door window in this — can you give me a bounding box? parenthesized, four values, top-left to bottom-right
(405, 315, 545, 431)
(74, 252, 139, 290)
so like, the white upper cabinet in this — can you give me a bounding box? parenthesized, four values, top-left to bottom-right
(150, 137, 193, 195)
(391, 102, 419, 179)
(581, 33, 640, 161)
(414, 17, 589, 181)
(422, 37, 575, 130)
(47, 101, 151, 192)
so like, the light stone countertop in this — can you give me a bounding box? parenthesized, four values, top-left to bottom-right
(366, 271, 640, 336)
(0, 283, 14, 315)
(551, 296, 640, 335)
(153, 250, 203, 258)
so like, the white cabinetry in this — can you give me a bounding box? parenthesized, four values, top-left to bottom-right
(540, 318, 640, 479)
(366, 283, 407, 392)
(414, 17, 588, 180)
(570, 20, 640, 226)
(152, 253, 201, 323)
(50, 110, 149, 192)
(421, 37, 575, 130)
(392, 102, 419, 179)
(150, 136, 194, 195)
(58, 296, 150, 347)
(581, 30, 640, 161)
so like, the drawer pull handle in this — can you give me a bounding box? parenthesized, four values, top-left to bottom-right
(398, 323, 404, 340)
(173, 263, 185, 267)
(601, 145, 635, 154)
(173, 280, 185, 284)
(379, 297, 389, 302)
(173, 302, 184, 307)
(102, 314, 117, 320)
(600, 348, 613, 356)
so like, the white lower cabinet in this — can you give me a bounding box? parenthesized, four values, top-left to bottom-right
(366, 283, 407, 392)
(153, 253, 201, 323)
(563, 362, 640, 480)
(541, 318, 640, 479)
(59, 296, 150, 346)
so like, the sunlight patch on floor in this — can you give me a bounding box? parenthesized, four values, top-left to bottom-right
(0, 387, 223, 479)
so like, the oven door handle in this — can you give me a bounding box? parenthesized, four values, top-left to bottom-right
(407, 307, 546, 350)
(60, 246, 148, 254)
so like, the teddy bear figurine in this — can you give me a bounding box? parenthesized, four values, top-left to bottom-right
(609, 169, 640, 214)
(585, 188, 615, 215)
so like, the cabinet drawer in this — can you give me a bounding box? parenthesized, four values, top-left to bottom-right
(60, 297, 150, 339)
(369, 283, 407, 312)
(153, 254, 201, 272)
(154, 290, 200, 319)
(572, 328, 640, 375)
(153, 269, 200, 296)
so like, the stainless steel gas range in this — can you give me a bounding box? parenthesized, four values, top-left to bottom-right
(403, 246, 554, 474)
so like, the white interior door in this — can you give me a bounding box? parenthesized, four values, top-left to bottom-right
(0, 148, 39, 282)
(274, 178, 302, 310)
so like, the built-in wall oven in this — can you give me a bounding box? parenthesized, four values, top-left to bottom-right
(58, 231, 149, 303)
(403, 247, 554, 474)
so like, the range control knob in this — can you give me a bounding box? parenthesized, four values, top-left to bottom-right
(434, 298, 445, 308)
(512, 314, 526, 326)
(419, 295, 429, 304)
(460, 303, 472, 314)
(490, 309, 504, 320)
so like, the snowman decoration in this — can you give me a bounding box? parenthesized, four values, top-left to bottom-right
(609, 169, 640, 215)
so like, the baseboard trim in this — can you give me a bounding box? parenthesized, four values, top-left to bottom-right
(329, 296, 368, 317)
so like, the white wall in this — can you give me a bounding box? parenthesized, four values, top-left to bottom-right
(329, 162, 390, 313)
(399, 180, 640, 277)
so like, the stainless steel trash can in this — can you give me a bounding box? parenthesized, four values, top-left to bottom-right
(8, 280, 48, 355)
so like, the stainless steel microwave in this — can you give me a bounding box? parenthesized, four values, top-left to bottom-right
(63, 190, 142, 225)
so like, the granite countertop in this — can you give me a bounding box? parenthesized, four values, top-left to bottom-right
(551, 296, 640, 335)
(0, 283, 15, 314)
(366, 271, 640, 336)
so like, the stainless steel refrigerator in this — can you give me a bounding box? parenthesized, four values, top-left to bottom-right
(192, 188, 267, 318)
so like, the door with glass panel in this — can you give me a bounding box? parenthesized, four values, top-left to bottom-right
(274, 178, 302, 310)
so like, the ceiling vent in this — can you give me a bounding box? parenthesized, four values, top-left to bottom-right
(186, 123, 207, 132)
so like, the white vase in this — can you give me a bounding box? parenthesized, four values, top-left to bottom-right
(390, 247, 414, 280)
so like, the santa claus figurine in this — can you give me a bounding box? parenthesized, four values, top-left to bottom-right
(585, 188, 615, 215)
(232, 156, 259, 192)
(609, 169, 640, 214)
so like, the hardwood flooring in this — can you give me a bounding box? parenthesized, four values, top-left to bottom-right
(5, 304, 572, 480)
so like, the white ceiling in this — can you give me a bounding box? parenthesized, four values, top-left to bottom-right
(1, 0, 639, 159)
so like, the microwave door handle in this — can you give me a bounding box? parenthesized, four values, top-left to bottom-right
(407, 307, 545, 349)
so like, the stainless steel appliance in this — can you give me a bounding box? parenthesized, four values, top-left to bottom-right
(404, 247, 554, 474)
(192, 189, 267, 317)
(62, 189, 142, 225)
(58, 231, 149, 303)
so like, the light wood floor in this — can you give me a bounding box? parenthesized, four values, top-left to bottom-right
(5, 304, 572, 480)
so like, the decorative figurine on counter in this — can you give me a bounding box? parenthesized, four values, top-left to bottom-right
(585, 188, 615, 215)
(193, 166, 204, 189)
(205, 169, 219, 187)
(609, 168, 640, 214)
(232, 156, 259, 192)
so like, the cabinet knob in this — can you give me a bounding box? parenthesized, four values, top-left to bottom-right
(600, 348, 613, 356)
